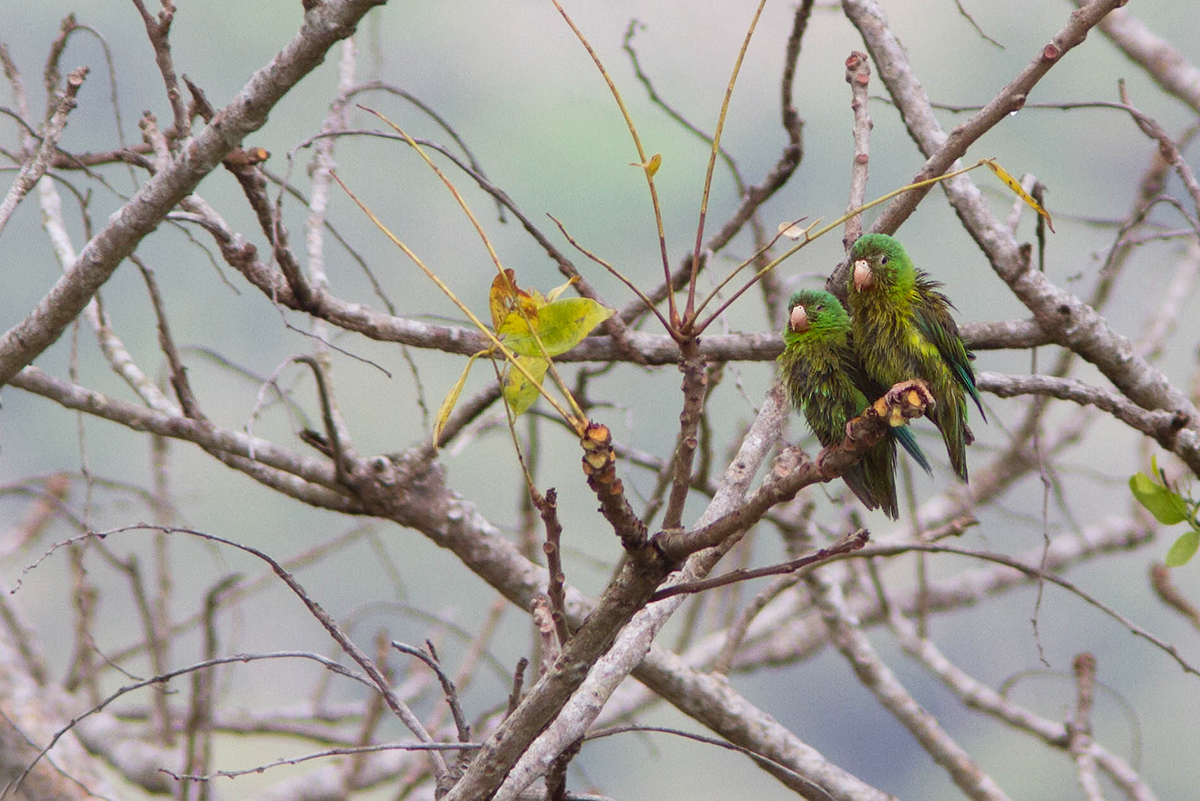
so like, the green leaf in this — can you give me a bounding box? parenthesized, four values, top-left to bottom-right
(1129, 472, 1188, 525)
(503, 356, 550, 417)
(499, 298, 615, 357)
(433, 351, 483, 448)
(1165, 530, 1200, 567)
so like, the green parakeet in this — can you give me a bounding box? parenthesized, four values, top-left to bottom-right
(779, 289, 931, 520)
(845, 233, 985, 482)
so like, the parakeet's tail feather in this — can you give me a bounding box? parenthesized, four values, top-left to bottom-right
(928, 404, 970, 483)
(842, 435, 902, 519)
(893, 425, 933, 477)
(972, 394, 987, 422)
(911, 272, 987, 425)
(842, 464, 899, 520)
(842, 466, 878, 511)
(948, 435, 969, 483)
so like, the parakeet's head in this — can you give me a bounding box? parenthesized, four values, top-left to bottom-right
(784, 289, 850, 345)
(849, 233, 911, 293)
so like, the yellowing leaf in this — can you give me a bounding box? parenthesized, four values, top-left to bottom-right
(778, 220, 808, 240)
(433, 351, 484, 448)
(503, 356, 550, 417)
(546, 276, 580, 303)
(985, 159, 1055, 233)
(490, 269, 517, 330)
(499, 297, 615, 357)
(498, 308, 535, 341)
(489, 269, 538, 331)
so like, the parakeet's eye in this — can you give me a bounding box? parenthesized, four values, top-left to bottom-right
(880, 255, 889, 265)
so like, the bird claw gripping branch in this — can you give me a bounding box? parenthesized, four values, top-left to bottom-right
(835, 378, 935, 461)
(873, 378, 936, 428)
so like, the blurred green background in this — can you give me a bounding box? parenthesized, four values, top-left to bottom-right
(3, 1, 1200, 798)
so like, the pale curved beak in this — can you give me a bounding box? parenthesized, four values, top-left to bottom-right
(853, 259, 874, 291)
(789, 304, 809, 333)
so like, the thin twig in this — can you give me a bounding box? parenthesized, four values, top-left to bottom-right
(391, 641, 471, 745)
(1149, 563, 1200, 631)
(19, 525, 449, 784)
(130, 0, 189, 139)
(534, 488, 573, 647)
(1068, 653, 1104, 801)
(0, 66, 87, 236)
(843, 50, 871, 246)
(547, 0, 674, 327)
(682, 0, 768, 325)
(182, 575, 238, 801)
(832, 541, 1200, 678)
(808, 567, 1011, 800)
(649, 530, 868, 602)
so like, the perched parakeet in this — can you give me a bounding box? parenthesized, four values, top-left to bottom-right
(779, 289, 931, 520)
(845, 233, 985, 482)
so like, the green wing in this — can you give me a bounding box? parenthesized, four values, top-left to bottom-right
(912, 273, 986, 421)
(780, 334, 902, 518)
(845, 330, 933, 476)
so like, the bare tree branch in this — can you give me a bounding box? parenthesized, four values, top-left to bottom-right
(0, 0, 387, 387)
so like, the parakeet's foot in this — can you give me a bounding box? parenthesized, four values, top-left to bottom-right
(871, 378, 935, 426)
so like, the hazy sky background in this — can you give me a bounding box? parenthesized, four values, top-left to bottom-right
(3, 2, 1200, 798)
